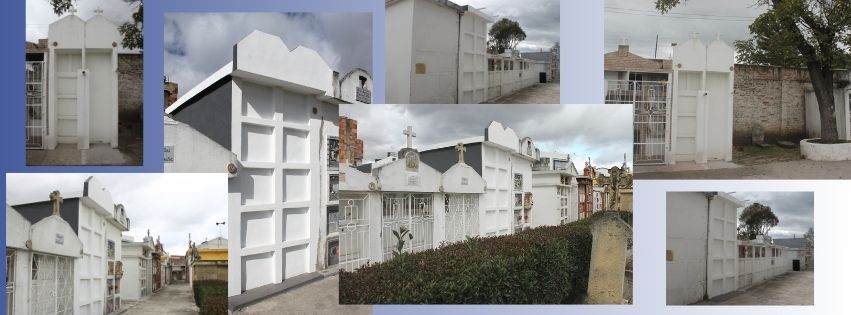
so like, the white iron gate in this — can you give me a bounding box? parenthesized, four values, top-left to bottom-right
(444, 194, 479, 243)
(606, 80, 669, 164)
(338, 194, 371, 272)
(30, 253, 74, 315)
(381, 193, 434, 260)
(26, 61, 46, 149)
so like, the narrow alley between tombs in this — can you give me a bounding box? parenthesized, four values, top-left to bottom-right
(120, 282, 199, 315)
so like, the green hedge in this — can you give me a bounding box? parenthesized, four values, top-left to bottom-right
(339, 211, 632, 304)
(200, 297, 229, 315)
(192, 280, 227, 314)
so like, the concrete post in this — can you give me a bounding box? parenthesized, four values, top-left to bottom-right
(586, 212, 632, 304)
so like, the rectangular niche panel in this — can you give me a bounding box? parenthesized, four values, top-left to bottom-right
(241, 81, 275, 120)
(280, 92, 310, 124)
(240, 210, 275, 249)
(282, 169, 310, 203)
(282, 207, 309, 242)
(241, 124, 275, 163)
(282, 244, 309, 280)
(242, 251, 275, 291)
(282, 128, 309, 163)
(239, 168, 275, 206)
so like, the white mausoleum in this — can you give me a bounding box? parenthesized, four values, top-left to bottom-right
(386, 0, 494, 104)
(163, 30, 370, 305)
(666, 192, 800, 305)
(46, 12, 120, 150)
(336, 121, 567, 271)
(9, 176, 130, 314)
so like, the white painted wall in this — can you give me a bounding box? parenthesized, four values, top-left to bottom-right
(339, 68, 373, 104)
(670, 37, 734, 164)
(487, 57, 539, 101)
(47, 13, 120, 150)
(121, 242, 153, 301)
(666, 192, 741, 305)
(215, 30, 341, 298)
(385, 0, 415, 104)
(163, 117, 236, 173)
(410, 0, 461, 104)
(531, 171, 578, 227)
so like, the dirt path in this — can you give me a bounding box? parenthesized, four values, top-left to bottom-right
(696, 270, 813, 305)
(484, 83, 560, 104)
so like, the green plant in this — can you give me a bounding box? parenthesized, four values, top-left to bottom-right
(391, 226, 414, 258)
(339, 211, 631, 304)
(192, 280, 227, 308)
(199, 297, 228, 315)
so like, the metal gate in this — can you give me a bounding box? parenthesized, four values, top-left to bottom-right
(26, 61, 46, 149)
(6, 250, 15, 315)
(444, 194, 479, 243)
(605, 80, 669, 164)
(30, 253, 74, 315)
(381, 193, 433, 260)
(338, 193, 371, 272)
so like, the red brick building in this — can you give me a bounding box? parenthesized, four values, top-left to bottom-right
(339, 116, 364, 166)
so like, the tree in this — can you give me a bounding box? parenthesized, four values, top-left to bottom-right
(737, 203, 779, 240)
(655, 0, 851, 142)
(488, 18, 526, 54)
(49, 0, 143, 51)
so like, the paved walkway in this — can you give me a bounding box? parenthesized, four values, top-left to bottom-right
(120, 282, 199, 315)
(637, 160, 851, 179)
(26, 118, 142, 166)
(697, 270, 814, 305)
(234, 275, 371, 315)
(485, 83, 559, 104)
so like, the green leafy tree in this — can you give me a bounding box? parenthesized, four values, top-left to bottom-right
(655, 0, 851, 142)
(488, 18, 526, 54)
(737, 202, 779, 240)
(49, 0, 143, 51)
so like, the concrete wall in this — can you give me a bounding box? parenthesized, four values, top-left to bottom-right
(530, 172, 578, 227)
(666, 192, 710, 305)
(409, 0, 461, 104)
(736, 243, 793, 290)
(385, 0, 415, 104)
(487, 58, 539, 101)
(118, 54, 142, 120)
(163, 117, 234, 173)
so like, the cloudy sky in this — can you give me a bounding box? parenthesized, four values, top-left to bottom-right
(729, 191, 814, 240)
(27, 0, 139, 52)
(164, 12, 372, 98)
(340, 104, 633, 169)
(605, 0, 766, 59)
(6, 173, 227, 255)
(455, 0, 559, 52)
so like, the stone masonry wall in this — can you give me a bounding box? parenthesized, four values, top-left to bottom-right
(118, 54, 143, 121)
(733, 64, 810, 145)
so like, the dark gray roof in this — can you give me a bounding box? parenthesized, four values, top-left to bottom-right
(520, 51, 552, 62)
(773, 238, 807, 249)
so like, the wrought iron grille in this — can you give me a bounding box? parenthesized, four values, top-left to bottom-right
(338, 194, 371, 272)
(26, 61, 46, 149)
(444, 194, 480, 243)
(605, 80, 669, 165)
(381, 193, 434, 260)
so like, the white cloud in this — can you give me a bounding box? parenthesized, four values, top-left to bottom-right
(164, 12, 372, 98)
(6, 173, 227, 256)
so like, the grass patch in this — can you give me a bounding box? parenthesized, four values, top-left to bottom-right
(733, 145, 801, 165)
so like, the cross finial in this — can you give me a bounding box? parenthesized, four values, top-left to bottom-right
(94, 6, 104, 15)
(403, 126, 416, 149)
(70, 7, 77, 14)
(49, 190, 63, 216)
(454, 142, 466, 164)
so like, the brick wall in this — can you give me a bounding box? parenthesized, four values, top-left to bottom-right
(118, 54, 143, 121)
(733, 64, 810, 144)
(339, 116, 364, 165)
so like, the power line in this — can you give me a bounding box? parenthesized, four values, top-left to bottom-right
(605, 6, 759, 19)
(605, 7, 757, 22)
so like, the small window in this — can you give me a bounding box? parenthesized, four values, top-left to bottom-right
(514, 173, 523, 191)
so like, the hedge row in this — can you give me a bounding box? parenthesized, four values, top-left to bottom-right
(339, 211, 632, 304)
(192, 280, 228, 315)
